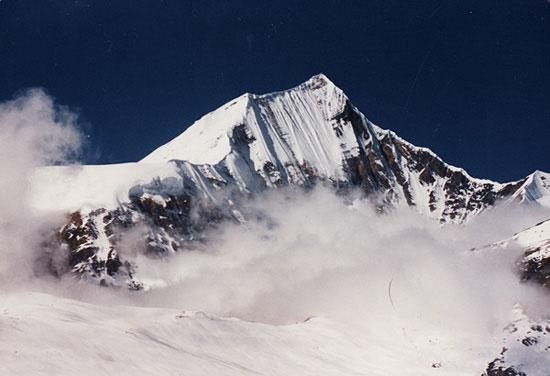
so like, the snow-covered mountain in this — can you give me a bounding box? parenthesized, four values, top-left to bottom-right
(30, 74, 549, 288)
(12, 74, 550, 376)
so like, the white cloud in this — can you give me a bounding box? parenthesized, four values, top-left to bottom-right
(118, 188, 549, 332)
(0, 89, 81, 287)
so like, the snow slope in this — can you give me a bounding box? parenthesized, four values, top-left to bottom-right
(486, 219, 550, 262)
(485, 306, 550, 376)
(0, 292, 521, 376)
(513, 219, 550, 249)
(512, 220, 550, 285)
(29, 162, 178, 212)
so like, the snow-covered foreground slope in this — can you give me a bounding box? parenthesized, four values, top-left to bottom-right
(1, 292, 538, 376)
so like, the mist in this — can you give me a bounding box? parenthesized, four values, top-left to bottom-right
(117, 188, 547, 330)
(0, 89, 81, 288)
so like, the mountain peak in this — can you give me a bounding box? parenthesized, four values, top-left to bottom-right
(139, 74, 549, 220)
(511, 170, 550, 208)
(248, 74, 343, 102)
(531, 170, 550, 179)
(303, 73, 336, 87)
(295, 73, 344, 98)
(142, 74, 349, 166)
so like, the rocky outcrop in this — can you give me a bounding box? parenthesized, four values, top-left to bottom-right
(477, 219, 550, 291)
(483, 309, 550, 376)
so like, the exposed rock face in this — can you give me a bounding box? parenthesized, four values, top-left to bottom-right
(518, 220, 550, 289)
(485, 347, 527, 376)
(521, 244, 550, 289)
(486, 357, 527, 376)
(37, 74, 549, 288)
(54, 177, 245, 288)
(483, 308, 550, 376)
(58, 208, 138, 288)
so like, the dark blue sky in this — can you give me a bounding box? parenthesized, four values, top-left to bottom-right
(1, 0, 548, 182)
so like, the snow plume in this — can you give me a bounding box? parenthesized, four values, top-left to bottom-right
(0, 89, 81, 287)
(129, 188, 549, 325)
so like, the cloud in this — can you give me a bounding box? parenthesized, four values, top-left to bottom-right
(0, 88, 82, 287)
(111, 188, 549, 332)
(75, 186, 542, 369)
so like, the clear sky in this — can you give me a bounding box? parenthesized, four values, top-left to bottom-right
(0, 0, 548, 182)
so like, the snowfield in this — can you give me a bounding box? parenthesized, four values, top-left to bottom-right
(0, 292, 509, 376)
(29, 162, 179, 212)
